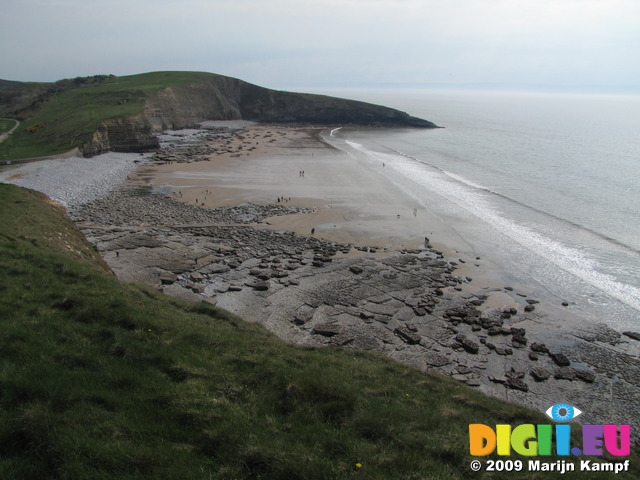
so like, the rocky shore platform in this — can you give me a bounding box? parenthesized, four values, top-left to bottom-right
(74, 182, 640, 436)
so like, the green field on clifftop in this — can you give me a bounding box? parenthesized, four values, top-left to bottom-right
(1, 183, 636, 479)
(0, 72, 218, 161)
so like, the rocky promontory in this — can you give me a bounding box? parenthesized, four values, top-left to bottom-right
(0, 71, 438, 161)
(82, 75, 437, 156)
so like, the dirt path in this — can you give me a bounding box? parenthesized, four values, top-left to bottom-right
(0, 119, 19, 144)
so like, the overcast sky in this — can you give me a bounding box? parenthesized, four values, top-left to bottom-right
(1, 0, 639, 93)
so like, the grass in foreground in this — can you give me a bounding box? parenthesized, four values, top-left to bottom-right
(0, 72, 217, 161)
(0, 183, 637, 479)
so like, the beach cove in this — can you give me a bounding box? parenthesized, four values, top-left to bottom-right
(56, 121, 637, 434)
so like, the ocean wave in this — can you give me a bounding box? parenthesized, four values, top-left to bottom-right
(341, 137, 640, 315)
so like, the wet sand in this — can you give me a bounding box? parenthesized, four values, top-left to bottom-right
(145, 124, 546, 315)
(147, 125, 473, 256)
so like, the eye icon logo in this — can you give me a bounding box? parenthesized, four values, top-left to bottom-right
(545, 403, 582, 422)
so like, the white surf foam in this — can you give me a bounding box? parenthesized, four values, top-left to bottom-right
(342, 138, 640, 317)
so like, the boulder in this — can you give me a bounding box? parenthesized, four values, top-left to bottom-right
(550, 352, 571, 367)
(623, 331, 640, 341)
(455, 334, 480, 354)
(530, 367, 551, 382)
(395, 326, 421, 345)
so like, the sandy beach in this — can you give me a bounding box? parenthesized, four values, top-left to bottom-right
(144, 124, 544, 309)
(146, 124, 474, 255)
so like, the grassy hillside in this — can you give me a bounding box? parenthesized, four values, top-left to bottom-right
(0, 183, 636, 479)
(0, 72, 218, 161)
(0, 118, 18, 135)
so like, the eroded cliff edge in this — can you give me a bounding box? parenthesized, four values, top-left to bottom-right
(82, 76, 437, 156)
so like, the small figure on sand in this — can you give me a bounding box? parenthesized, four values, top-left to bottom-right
(311, 227, 315, 235)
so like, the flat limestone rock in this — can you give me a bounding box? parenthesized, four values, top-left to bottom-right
(312, 322, 342, 337)
(162, 284, 203, 303)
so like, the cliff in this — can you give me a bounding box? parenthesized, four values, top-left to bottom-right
(0, 72, 437, 160)
(81, 75, 436, 156)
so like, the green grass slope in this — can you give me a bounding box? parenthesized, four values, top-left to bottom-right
(0, 72, 218, 161)
(0, 183, 636, 479)
(0, 119, 18, 135)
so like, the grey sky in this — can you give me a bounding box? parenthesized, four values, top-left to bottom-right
(1, 0, 639, 92)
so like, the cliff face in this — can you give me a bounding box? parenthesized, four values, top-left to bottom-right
(144, 80, 243, 130)
(81, 75, 437, 156)
(83, 113, 159, 157)
(228, 77, 435, 127)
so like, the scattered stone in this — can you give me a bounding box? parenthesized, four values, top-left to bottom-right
(505, 370, 528, 392)
(530, 342, 549, 354)
(159, 272, 177, 285)
(395, 326, 421, 345)
(190, 272, 205, 281)
(245, 280, 269, 291)
(530, 367, 551, 382)
(423, 352, 451, 367)
(349, 265, 364, 274)
(550, 352, 571, 367)
(312, 323, 342, 337)
(511, 328, 528, 348)
(201, 296, 218, 306)
(575, 370, 596, 383)
(623, 331, 640, 342)
(489, 375, 508, 384)
(413, 306, 427, 317)
(554, 367, 577, 381)
(455, 334, 480, 354)
(512, 337, 527, 349)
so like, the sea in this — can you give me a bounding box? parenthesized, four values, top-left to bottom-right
(310, 88, 640, 332)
